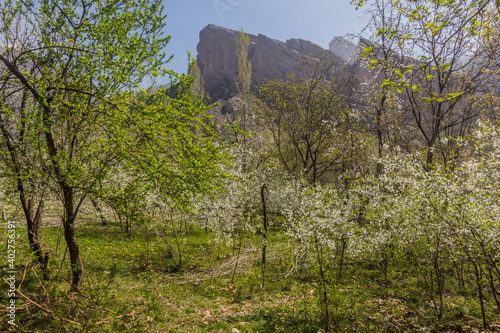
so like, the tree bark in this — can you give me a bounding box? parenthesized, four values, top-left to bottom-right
(261, 184, 268, 265)
(63, 186, 83, 290)
(90, 197, 107, 225)
(26, 198, 49, 279)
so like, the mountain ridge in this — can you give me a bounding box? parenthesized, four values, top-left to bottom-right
(196, 24, 352, 101)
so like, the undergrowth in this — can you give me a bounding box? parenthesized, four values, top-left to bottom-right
(1, 221, 499, 332)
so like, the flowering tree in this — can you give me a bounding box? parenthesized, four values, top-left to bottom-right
(355, 120, 500, 326)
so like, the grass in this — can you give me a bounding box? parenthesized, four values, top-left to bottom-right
(1, 219, 499, 332)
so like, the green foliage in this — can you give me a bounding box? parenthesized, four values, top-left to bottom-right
(235, 29, 252, 99)
(189, 59, 205, 97)
(2, 1, 500, 332)
(0, 0, 228, 289)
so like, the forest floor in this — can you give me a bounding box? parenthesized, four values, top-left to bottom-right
(1, 220, 499, 332)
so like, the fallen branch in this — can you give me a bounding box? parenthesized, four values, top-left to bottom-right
(1, 277, 82, 327)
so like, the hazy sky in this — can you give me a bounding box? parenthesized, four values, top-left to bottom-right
(161, 0, 366, 80)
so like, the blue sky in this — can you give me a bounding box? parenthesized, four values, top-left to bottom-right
(161, 0, 366, 81)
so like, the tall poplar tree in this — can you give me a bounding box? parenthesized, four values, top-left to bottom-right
(235, 28, 252, 155)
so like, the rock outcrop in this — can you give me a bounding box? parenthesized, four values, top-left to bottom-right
(221, 96, 242, 116)
(196, 25, 344, 101)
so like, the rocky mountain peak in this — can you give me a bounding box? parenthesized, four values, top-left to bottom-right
(196, 25, 344, 101)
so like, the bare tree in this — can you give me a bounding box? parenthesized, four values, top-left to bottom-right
(362, 0, 500, 169)
(258, 51, 359, 185)
(356, 0, 407, 174)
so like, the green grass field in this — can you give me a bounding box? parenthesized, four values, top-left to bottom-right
(1, 220, 499, 332)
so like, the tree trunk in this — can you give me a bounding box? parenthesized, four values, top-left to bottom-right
(426, 135, 438, 170)
(376, 94, 385, 176)
(426, 148, 434, 170)
(25, 198, 49, 279)
(473, 262, 488, 329)
(90, 197, 107, 225)
(315, 236, 330, 333)
(261, 184, 268, 265)
(63, 187, 83, 290)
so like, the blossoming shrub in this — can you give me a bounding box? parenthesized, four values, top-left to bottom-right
(356, 120, 500, 318)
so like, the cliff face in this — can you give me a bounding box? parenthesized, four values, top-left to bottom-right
(196, 25, 343, 101)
